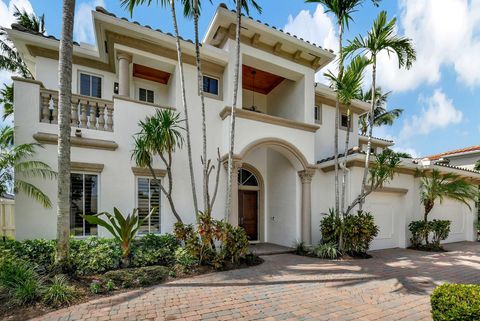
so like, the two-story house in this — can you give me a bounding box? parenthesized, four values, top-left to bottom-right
(9, 4, 480, 250)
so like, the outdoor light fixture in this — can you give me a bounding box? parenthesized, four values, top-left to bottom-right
(75, 129, 82, 138)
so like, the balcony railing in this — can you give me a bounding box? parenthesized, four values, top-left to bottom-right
(40, 89, 114, 132)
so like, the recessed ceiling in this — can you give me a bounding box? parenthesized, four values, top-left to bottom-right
(242, 65, 285, 95)
(133, 63, 171, 84)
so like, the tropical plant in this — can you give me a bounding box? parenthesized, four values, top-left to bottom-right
(0, 126, 56, 208)
(416, 169, 477, 223)
(83, 207, 155, 267)
(132, 108, 185, 222)
(183, 0, 222, 216)
(55, 0, 76, 266)
(325, 55, 370, 215)
(42, 275, 76, 307)
(357, 88, 403, 136)
(122, 0, 199, 217)
(13, 6, 45, 34)
(312, 242, 340, 259)
(0, 84, 13, 120)
(225, 0, 262, 221)
(306, 0, 380, 217)
(431, 284, 480, 321)
(475, 160, 480, 171)
(0, 257, 43, 305)
(344, 10, 416, 210)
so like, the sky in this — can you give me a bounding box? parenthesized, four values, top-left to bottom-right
(1, 0, 480, 158)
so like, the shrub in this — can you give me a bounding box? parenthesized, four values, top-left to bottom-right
(102, 266, 170, 288)
(312, 243, 340, 259)
(70, 237, 122, 276)
(0, 238, 55, 273)
(174, 247, 198, 272)
(130, 234, 178, 267)
(431, 284, 480, 321)
(218, 222, 250, 265)
(409, 220, 451, 250)
(294, 241, 308, 255)
(42, 275, 76, 307)
(320, 210, 379, 255)
(0, 258, 43, 305)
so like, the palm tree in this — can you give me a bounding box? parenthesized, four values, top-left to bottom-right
(13, 6, 45, 34)
(56, 0, 76, 264)
(122, 0, 199, 216)
(417, 169, 477, 223)
(325, 55, 370, 215)
(475, 160, 480, 171)
(133, 109, 185, 223)
(344, 10, 416, 210)
(357, 88, 403, 136)
(305, 0, 379, 216)
(0, 85, 13, 120)
(225, 0, 261, 221)
(0, 126, 56, 207)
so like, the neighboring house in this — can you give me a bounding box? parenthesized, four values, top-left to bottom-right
(358, 135, 394, 155)
(8, 5, 480, 250)
(424, 146, 480, 171)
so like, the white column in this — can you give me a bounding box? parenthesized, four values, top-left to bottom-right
(117, 52, 132, 97)
(299, 169, 315, 245)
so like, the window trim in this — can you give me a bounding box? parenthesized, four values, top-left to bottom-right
(202, 74, 223, 101)
(135, 176, 162, 235)
(78, 71, 104, 99)
(70, 171, 100, 237)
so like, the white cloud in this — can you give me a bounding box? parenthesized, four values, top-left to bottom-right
(283, 4, 338, 84)
(377, 0, 480, 91)
(74, 0, 104, 44)
(400, 89, 463, 139)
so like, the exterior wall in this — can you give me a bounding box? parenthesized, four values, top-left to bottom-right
(446, 154, 480, 170)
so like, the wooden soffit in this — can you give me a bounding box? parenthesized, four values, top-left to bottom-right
(242, 65, 285, 95)
(133, 63, 171, 84)
(33, 132, 118, 151)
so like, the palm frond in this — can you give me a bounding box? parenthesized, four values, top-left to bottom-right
(14, 179, 52, 208)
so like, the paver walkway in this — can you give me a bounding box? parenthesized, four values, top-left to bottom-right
(34, 242, 480, 321)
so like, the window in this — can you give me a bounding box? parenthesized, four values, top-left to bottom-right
(238, 168, 258, 187)
(314, 105, 322, 124)
(137, 177, 161, 234)
(79, 73, 102, 98)
(139, 88, 154, 103)
(203, 75, 219, 96)
(70, 173, 98, 236)
(340, 113, 352, 130)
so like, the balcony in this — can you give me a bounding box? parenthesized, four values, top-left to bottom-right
(40, 88, 115, 132)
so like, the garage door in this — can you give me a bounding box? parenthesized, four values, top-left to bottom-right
(429, 199, 468, 243)
(364, 192, 403, 250)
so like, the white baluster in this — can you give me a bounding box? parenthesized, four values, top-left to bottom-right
(41, 93, 50, 123)
(71, 99, 79, 127)
(106, 105, 114, 132)
(98, 104, 105, 130)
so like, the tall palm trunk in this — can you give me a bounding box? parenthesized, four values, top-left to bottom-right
(56, 0, 75, 264)
(359, 56, 376, 210)
(334, 22, 344, 216)
(192, 0, 209, 214)
(340, 109, 351, 215)
(169, 0, 198, 215)
(225, 0, 242, 221)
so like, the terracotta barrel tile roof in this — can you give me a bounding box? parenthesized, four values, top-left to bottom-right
(425, 145, 480, 160)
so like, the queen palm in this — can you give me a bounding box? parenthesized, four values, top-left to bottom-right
(325, 55, 370, 215)
(417, 169, 477, 223)
(56, 0, 76, 264)
(122, 0, 199, 216)
(0, 126, 56, 207)
(357, 88, 403, 136)
(225, 0, 261, 220)
(344, 10, 416, 210)
(132, 109, 185, 223)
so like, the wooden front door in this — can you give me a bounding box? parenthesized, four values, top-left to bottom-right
(238, 190, 258, 241)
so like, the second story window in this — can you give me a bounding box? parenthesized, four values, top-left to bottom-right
(80, 73, 102, 98)
(314, 105, 321, 124)
(203, 75, 219, 96)
(340, 113, 351, 130)
(139, 88, 154, 103)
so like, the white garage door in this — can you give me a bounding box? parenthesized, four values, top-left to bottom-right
(364, 192, 403, 250)
(429, 199, 469, 243)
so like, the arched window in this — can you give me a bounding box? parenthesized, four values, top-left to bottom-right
(238, 168, 258, 187)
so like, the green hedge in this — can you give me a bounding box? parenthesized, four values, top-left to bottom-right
(431, 284, 480, 321)
(0, 234, 178, 276)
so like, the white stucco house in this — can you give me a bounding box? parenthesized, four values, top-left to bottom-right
(9, 4, 480, 250)
(424, 146, 480, 171)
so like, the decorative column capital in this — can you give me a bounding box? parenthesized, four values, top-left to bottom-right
(223, 158, 243, 173)
(298, 169, 315, 184)
(117, 51, 132, 63)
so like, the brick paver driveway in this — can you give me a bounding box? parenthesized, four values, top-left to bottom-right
(35, 242, 480, 321)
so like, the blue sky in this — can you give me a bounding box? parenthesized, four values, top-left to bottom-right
(2, 0, 479, 157)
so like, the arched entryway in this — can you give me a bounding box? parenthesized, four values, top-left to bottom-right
(238, 165, 265, 242)
(227, 138, 316, 245)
